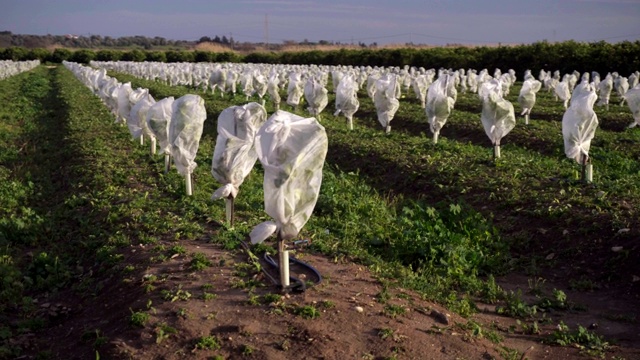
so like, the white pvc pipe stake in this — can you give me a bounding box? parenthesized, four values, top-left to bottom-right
(385, 125, 391, 134)
(348, 117, 354, 130)
(494, 145, 501, 158)
(139, 134, 144, 146)
(185, 173, 192, 196)
(151, 137, 157, 155)
(280, 250, 290, 287)
(587, 164, 593, 182)
(433, 131, 439, 144)
(525, 114, 529, 125)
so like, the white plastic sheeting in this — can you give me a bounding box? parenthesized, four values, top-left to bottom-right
(480, 79, 516, 149)
(211, 102, 267, 200)
(625, 84, 640, 128)
(130, 91, 156, 140)
(169, 95, 207, 176)
(562, 83, 598, 163)
(147, 97, 175, 155)
(518, 79, 542, 117)
(304, 76, 329, 119)
(250, 111, 328, 244)
(374, 74, 400, 132)
(425, 73, 456, 142)
(126, 88, 148, 139)
(334, 74, 360, 129)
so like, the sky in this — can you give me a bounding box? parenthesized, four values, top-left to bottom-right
(2, 0, 640, 46)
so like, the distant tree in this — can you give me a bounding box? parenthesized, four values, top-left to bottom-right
(198, 36, 212, 43)
(27, 48, 51, 62)
(145, 51, 166, 62)
(1, 47, 28, 61)
(70, 49, 95, 64)
(213, 35, 221, 43)
(48, 48, 72, 63)
(221, 36, 229, 44)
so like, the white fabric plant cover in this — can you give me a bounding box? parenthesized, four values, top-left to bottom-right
(597, 75, 613, 106)
(426, 74, 456, 135)
(286, 72, 304, 107)
(304, 77, 329, 117)
(211, 102, 267, 200)
(267, 74, 281, 107)
(412, 75, 430, 107)
(146, 97, 175, 155)
(518, 79, 542, 115)
(334, 75, 360, 120)
(169, 95, 207, 176)
(253, 72, 268, 99)
(126, 88, 148, 139)
(480, 80, 516, 146)
(625, 85, 640, 128)
(366, 73, 380, 99)
(555, 81, 570, 101)
(130, 91, 156, 139)
(374, 75, 400, 129)
(562, 84, 598, 163)
(250, 111, 328, 244)
(116, 82, 133, 124)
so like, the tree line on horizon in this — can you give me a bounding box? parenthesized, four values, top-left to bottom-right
(1, 32, 639, 76)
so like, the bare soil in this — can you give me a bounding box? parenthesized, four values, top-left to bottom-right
(16, 230, 640, 360)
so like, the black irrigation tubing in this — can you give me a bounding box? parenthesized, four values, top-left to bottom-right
(240, 240, 322, 293)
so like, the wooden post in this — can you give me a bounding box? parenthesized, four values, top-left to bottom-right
(225, 195, 234, 227)
(164, 154, 171, 174)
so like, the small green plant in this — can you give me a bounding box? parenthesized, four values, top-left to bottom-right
(320, 300, 335, 309)
(383, 304, 406, 318)
(168, 245, 187, 256)
(176, 308, 189, 319)
(496, 290, 537, 318)
(262, 293, 282, 303)
(190, 252, 212, 271)
(202, 292, 217, 301)
(129, 310, 150, 328)
(161, 286, 192, 302)
(378, 328, 395, 340)
(545, 322, 609, 357)
(194, 335, 221, 350)
(155, 323, 177, 344)
(241, 344, 254, 356)
(294, 305, 321, 319)
(527, 277, 546, 296)
(516, 319, 541, 335)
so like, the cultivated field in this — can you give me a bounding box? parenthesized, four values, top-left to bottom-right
(1, 63, 639, 359)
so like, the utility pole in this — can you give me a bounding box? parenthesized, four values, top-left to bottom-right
(265, 13, 269, 51)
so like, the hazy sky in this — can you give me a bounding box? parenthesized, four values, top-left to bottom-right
(2, 0, 639, 45)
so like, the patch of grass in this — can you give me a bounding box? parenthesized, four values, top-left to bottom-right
(383, 304, 406, 318)
(496, 290, 537, 318)
(129, 310, 150, 328)
(194, 335, 221, 350)
(154, 322, 178, 344)
(294, 305, 321, 319)
(161, 286, 192, 302)
(545, 322, 610, 357)
(190, 252, 212, 271)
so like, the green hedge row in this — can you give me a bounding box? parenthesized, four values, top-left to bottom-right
(1, 40, 638, 75)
